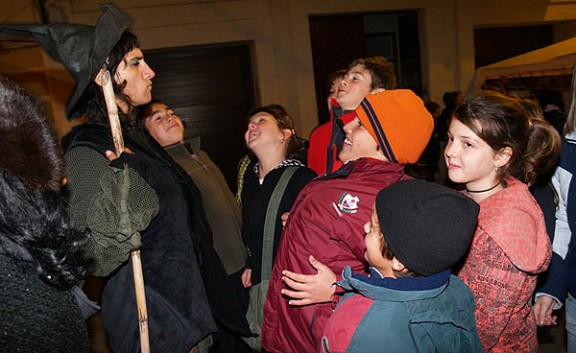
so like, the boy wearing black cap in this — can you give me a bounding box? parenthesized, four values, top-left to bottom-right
(322, 180, 483, 353)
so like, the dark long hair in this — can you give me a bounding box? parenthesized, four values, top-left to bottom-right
(82, 31, 141, 125)
(0, 75, 88, 289)
(0, 171, 88, 289)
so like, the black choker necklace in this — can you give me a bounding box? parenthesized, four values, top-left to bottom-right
(466, 182, 501, 193)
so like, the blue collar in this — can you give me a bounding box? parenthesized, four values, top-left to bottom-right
(352, 268, 450, 291)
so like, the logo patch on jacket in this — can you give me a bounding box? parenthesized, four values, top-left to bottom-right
(334, 193, 360, 215)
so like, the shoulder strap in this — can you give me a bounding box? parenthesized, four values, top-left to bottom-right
(261, 166, 299, 282)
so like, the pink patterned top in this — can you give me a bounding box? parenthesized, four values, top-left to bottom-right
(458, 178, 551, 353)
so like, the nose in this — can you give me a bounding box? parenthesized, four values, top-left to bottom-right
(342, 119, 355, 135)
(339, 78, 348, 88)
(444, 140, 457, 158)
(143, 60, 155, 80)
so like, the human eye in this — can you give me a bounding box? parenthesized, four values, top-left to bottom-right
(463, 140, 474, 148)
(129, 57, 141, 67)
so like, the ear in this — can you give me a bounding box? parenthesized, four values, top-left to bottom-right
(495, 146, 513, 168)
(282, 128, 293, 140)
(94, 68, 107, 87)
(391, 257, 406, 272)
(370, 88, 386, 94)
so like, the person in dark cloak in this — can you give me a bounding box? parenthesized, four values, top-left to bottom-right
(0, 75, 91, 352)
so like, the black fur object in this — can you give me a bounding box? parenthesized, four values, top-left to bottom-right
(0, 171, 88, 288)
(0, 75, 62, 191)
(0, 75, 88, 288)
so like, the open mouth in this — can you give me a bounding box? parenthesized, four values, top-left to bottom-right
(247, 132, 259, 141)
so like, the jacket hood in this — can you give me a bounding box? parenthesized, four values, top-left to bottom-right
(338, 266, 450, 302)
(478, 178, 551, 274)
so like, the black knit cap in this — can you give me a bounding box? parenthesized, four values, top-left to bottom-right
(0, 3, 132, 119)
(376, 179, 479, 276)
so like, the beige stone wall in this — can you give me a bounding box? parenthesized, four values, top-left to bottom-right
(2, 0, 576, 138)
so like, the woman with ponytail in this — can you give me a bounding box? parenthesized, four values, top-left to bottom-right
(445, 91, 559, 352)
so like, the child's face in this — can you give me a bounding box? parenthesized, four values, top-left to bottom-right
(445, 118, 502, 191)
(339, 117, 382, 163)
(364, 206, 393, 277)
(336, 64, 372, 110)
(327, 77, 343, 110)
(245, 112, 286, 153)
(144, 102, 184, 147)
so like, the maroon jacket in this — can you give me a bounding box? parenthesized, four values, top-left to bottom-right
(261, 158, 409, 353)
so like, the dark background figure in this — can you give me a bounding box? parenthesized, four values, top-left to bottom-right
(436, 91, 464, 143)
(0, 75, 91, 353)
(434, 91, 464, 186)
(535, 88, 567, 135)
(307, 69, 346, 175)
(534, 71, 576, 352)
(405, 100, 441, 182)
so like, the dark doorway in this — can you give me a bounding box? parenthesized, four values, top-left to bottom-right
(309, 11, 422, 126)
(145, 42, 257, 192)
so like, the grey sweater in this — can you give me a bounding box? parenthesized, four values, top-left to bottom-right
(166, 139, 247, 275)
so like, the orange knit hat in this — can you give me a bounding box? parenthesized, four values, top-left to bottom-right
(355, 89, 434, 164)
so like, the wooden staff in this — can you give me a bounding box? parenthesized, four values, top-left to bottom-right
(100, 70, 150, 353)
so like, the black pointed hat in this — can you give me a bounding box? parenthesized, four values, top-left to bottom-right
(0, 3, 132, 119)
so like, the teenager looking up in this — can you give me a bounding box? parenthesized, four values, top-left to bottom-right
(240, 104, 316, 350)
(140, 100, 250, 353)
(309, 57, 397, 176)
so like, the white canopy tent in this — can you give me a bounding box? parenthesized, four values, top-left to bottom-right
(468, 36, 576, 95)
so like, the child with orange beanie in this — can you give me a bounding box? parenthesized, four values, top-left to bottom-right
(261, 89, 434, 353)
